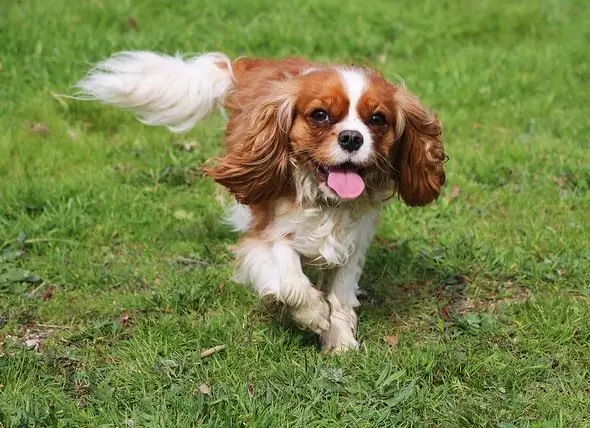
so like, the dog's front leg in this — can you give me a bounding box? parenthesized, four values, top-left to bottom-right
(321, 211, 378, 353)
(234, 238, 331, 334)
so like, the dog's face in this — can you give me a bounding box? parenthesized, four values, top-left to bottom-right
(289, 68, 400, 201)
(207, 63, 446, 207)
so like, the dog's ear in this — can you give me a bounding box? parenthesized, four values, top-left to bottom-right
(204, 90, 295, 205)
(391, 88, 446, 206)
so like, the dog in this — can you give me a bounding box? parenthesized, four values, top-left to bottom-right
(76, 51, 446, 353)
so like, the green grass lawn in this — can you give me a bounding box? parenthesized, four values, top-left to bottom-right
(1, 0, 589, 426)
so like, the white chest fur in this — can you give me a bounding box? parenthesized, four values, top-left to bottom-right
(275, 205, 367, 266)
(225, 202, 378, 268)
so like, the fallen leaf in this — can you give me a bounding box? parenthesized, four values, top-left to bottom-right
(40, 285, 55, 301)
(247, 383, 255, 396)
(384, 335, 399, 347)
(197, 383, 212, 396)
(374, 236, 400, 251)
(440, 305, 452, 320)
(127, 17, 138, 30)
(200, 344, 226, 358)
(24, 338, 41, 349)
(27, 122, 50, 136)
(445, 184, 461, 204)
(117, 311, 132, 327)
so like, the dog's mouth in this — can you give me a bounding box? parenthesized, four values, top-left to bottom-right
(314, 162, 366, 200)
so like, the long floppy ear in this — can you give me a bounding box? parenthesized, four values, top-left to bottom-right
(392, 88, 446, 206)
(204, 91, 295, 205)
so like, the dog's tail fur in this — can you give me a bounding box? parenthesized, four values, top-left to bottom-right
(75, 51, 233, 133)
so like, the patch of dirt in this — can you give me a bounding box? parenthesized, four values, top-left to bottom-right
(440, 278, 533, 318)
(455, 286, 532, 314)
(0, 300, 78, 352)
(7, 323, 70, 352)
(388, 278, 535, 334)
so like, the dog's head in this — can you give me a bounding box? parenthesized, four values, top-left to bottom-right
(206, 61, 446, 206)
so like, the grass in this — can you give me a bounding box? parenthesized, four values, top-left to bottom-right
(1, 0, 589, 426)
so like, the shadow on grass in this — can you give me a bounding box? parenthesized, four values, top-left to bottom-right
(360, 238, 468, 321)
(245, 236, 474, 348)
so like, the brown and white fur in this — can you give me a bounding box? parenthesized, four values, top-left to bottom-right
(76, 52, 446, 353)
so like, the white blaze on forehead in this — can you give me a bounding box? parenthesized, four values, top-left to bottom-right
(338, 68, 367, 114)
(333, 68, 373, 165)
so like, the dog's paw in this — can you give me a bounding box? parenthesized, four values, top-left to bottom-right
(289, 288, 331, 334)
(320, 308, 359, 354)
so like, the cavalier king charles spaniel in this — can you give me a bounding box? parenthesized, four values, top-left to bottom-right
(76, 51, 446, 353)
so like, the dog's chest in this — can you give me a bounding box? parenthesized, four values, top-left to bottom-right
(225, 202, 373, 267)
(275, 207, 362, 267)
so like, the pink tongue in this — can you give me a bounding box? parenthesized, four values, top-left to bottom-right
(327, 169, 365, 199)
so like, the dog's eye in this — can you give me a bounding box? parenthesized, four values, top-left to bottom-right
(311, 109, 330, 124)
(369, 113, 386, 126)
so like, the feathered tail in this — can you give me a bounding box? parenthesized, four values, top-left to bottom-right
(75, 51, 233, 133)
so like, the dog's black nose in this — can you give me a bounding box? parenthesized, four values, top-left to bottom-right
(338, 130, 364, 152)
